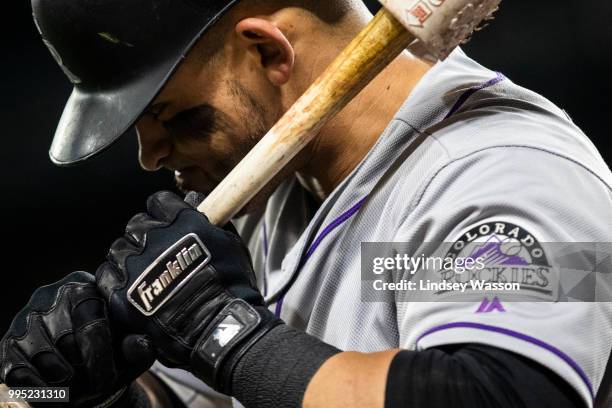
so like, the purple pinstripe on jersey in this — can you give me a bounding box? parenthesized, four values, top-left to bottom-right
(445, 72, 506, 119)
(416, 321, 594, 400)
(274, 197, 368, 317)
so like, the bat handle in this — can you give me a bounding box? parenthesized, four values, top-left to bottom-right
(0, 384, 33, 408)
(198, 8, 414, 225)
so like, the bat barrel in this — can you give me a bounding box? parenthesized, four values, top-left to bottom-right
(380, 0, 501, 62)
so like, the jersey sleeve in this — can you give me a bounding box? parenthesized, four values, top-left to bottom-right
(393, 145, 612, 407)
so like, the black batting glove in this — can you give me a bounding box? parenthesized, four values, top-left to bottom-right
(96, 191, 282, 394)
(0, 271, 156, 407)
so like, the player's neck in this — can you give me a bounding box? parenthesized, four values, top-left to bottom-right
(300, 51, 432, 196)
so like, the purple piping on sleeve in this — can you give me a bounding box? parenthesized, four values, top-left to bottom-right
(274, 295, 284, 317)
(444, 72, 506, 119)
(416, 321, 594, 400)
(274, 196, 368, 317)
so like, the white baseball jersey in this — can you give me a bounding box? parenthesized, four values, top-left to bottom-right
(153, 48, 612, 408)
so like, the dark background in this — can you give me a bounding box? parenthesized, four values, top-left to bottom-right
(2, 1, 611, 331)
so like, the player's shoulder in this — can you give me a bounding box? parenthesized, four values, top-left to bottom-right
(395, 48, 611, 192)
(383, 50, 612, 241)
(430, 90, 610, 188)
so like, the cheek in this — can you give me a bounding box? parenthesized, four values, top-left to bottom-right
(175, 84, 268, 172)
(174, 130, 246, 178)
(207, 106, 265, 161)
(209, 131, 249, 166)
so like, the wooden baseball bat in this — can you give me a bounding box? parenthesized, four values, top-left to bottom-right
(198, 0, 500, 225)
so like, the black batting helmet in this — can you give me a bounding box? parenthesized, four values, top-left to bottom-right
(31, 0, 241, 166)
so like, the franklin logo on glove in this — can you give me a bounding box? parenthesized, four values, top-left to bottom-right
(127, 233, 211, 315)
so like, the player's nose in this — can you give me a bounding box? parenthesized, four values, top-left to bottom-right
(136, 117, 173, 171)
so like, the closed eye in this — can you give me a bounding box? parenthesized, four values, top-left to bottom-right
(163, 104, 218, 140)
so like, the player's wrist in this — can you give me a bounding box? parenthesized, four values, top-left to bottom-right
(228, 320, 341, 408)
(190, 299, 283, 394)
(190, 298, 341, 407)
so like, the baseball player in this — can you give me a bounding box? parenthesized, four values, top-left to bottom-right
(2, 1, 611, 407)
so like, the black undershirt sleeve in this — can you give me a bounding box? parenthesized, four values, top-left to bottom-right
(385, 343, 585, 408)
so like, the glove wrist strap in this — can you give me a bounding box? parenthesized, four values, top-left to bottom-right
(190, 299, 281, 394)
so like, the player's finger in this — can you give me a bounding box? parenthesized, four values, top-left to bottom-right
(55, 333, 83, 367)
(13, 317, 73, 385)
(4, 366, 47, 388)
(118, 334, 156, 383)
(125, 212, 167, 246)
(107, 237, 140, 270)
(71, 295, 118, 393)
(146, 191, 191, 223)
(184, 191, 206, 208)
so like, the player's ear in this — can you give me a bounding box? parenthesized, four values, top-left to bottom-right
(235, 17, 295, 86)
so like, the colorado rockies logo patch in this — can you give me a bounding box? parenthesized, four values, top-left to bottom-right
(439, 221, 555, 299)
(127, 234, 211, 316)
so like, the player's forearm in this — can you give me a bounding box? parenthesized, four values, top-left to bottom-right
(306, 344, 584, 408)
(303, 350, 400, 408)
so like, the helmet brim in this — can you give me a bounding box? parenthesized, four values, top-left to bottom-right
(49, 59, 169, 166)
(47, 0, 240, 167)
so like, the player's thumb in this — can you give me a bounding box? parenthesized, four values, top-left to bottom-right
(184, 191, 206, 208)
(120, 334, 157, 379)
